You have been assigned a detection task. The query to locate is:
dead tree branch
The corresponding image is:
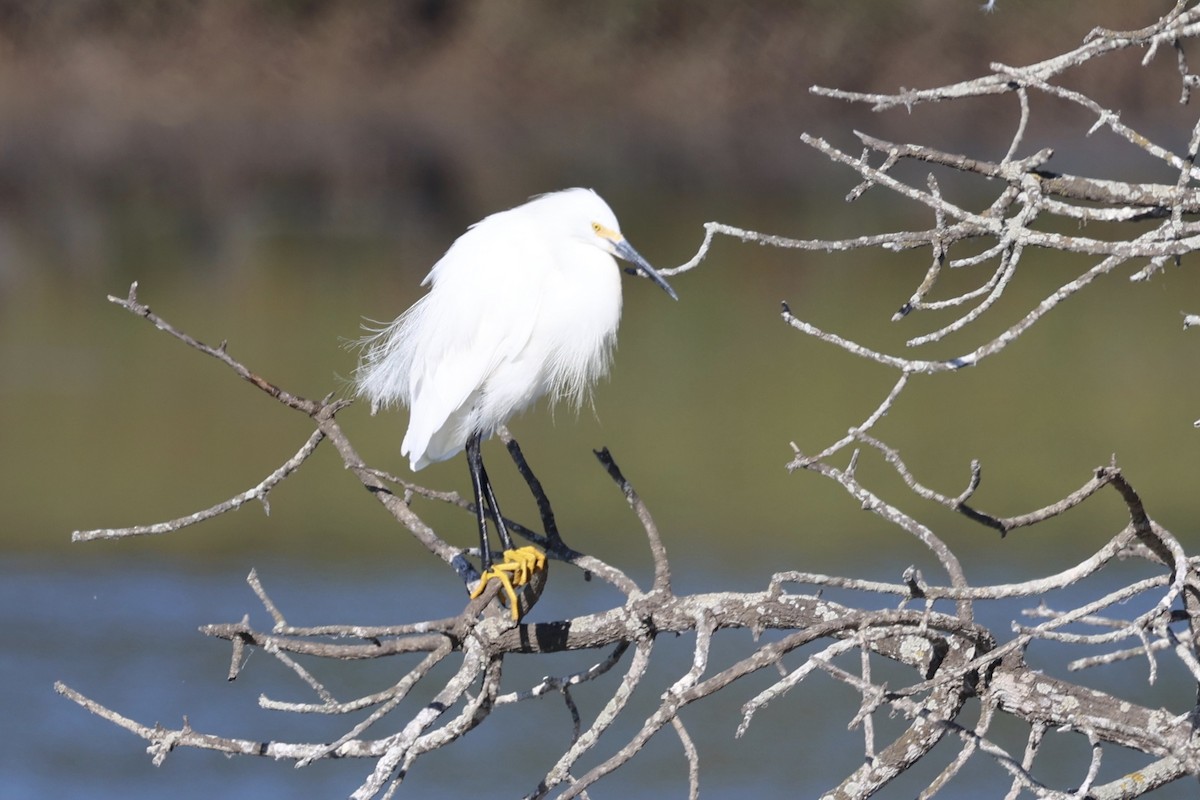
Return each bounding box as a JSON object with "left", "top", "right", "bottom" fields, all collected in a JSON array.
[{"left": 60, "top": 3, "right": 1200, "bottom": 797}]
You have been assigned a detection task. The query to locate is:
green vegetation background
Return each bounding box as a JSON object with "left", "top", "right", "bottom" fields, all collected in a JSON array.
[{"left": 2, "top": 0, "right": 1197, "bottom": 584}]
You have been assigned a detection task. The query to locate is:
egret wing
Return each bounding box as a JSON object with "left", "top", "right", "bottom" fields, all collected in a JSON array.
[{"left": 400, "top": 215, "right": 549, "bottom": 467}]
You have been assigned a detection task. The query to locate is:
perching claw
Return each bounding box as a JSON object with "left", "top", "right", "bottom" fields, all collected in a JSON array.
[{"left": 470, "top": 546, "right": 548, "bottom": 621}]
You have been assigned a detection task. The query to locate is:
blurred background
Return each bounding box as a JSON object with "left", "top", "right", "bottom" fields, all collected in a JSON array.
[{"left": 4, "top": 1, "right": 1200, "bottom": 797}]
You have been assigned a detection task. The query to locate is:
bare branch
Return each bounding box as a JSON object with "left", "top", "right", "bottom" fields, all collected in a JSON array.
[
  {"left": 62, "top": 6, "right": 1200, "bottom": 796},
  {"left": 72, "top": 428, "right": 325, "bottom": 542},
  {"left": 593, "top": 447, "right": 671, "bottom": 596}
]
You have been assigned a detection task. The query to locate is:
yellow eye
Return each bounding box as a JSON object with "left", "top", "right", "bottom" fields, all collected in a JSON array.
[{"left": 591, "top": 221, "right": 617, "bottom": 240}]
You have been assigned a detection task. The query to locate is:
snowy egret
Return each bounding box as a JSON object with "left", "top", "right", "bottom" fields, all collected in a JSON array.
[{"left": 354, "top": 188, "right": 677, "bottom": 618}]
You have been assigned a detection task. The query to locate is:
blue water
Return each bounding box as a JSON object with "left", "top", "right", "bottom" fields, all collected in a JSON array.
[{"left": 6, "top": 555, "right": 1197, "bottom": 799}]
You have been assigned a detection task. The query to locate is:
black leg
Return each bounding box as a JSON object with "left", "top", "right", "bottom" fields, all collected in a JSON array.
[
  {"left": 466, "top": 431, "right": 515, "bottom": 572},
  {"left": 479, "top": 458, "right": 514, "bottom": 552},
  {"left": 465, "top": 433, "right": 547, "bottom": 619},
  {"left": 465, "top": 431, "right": 493, "bottom": 571}
]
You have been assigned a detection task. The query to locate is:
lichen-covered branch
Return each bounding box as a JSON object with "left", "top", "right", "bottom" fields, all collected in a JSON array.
[{"left": 59, "top": 3, "right": 1200, "bottom": 797}]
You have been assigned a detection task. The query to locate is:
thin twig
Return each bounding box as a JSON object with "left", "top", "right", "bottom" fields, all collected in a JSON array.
[{"left": 72, "top": 428, "right": 325, "bottom": 541}]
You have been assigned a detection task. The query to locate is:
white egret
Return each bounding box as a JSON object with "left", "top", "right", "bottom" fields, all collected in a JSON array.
[{"left": 354, "top": 188, "right": 677, "bottom": 618}]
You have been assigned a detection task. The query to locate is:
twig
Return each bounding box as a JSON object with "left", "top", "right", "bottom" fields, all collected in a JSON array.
[
  {"left": 72, "top": 428, "right": 325, "bottom": 541},
  {"left": 107, "top": 281, "right": 322, "bottom": 415},
  {"left": 593, "top": 448, "right": 671, "bottom": 596}
]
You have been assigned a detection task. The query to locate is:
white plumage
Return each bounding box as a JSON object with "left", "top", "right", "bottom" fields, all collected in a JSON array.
[
  {"left": 354, "top": 188, "right": 676, "bottom": 471},
  {"left": 353, "top": 188, "right": 676, "bottom": 614}
]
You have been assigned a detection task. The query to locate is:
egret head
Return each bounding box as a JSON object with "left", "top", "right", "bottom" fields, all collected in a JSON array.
[
  {"left": 586, "top": 218, "right": 678, "bottom": 301},
  {"left": 542, "top": 188, "right": 679, "bottom": 301}
]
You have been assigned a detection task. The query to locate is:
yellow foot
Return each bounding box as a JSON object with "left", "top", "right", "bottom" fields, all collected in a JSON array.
[{"left": 469, "top": 546, "right": 547, "bottom": 621}]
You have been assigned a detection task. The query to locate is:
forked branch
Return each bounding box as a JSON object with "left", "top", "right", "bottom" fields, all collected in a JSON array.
[{"left": 60, "top": 3, "right": 1200, "bottom": 796}]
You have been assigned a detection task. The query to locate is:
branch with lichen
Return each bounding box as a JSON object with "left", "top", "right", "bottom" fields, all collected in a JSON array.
[{"left": 59, "top": 3, "right": 1200, "bottom": 796}]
